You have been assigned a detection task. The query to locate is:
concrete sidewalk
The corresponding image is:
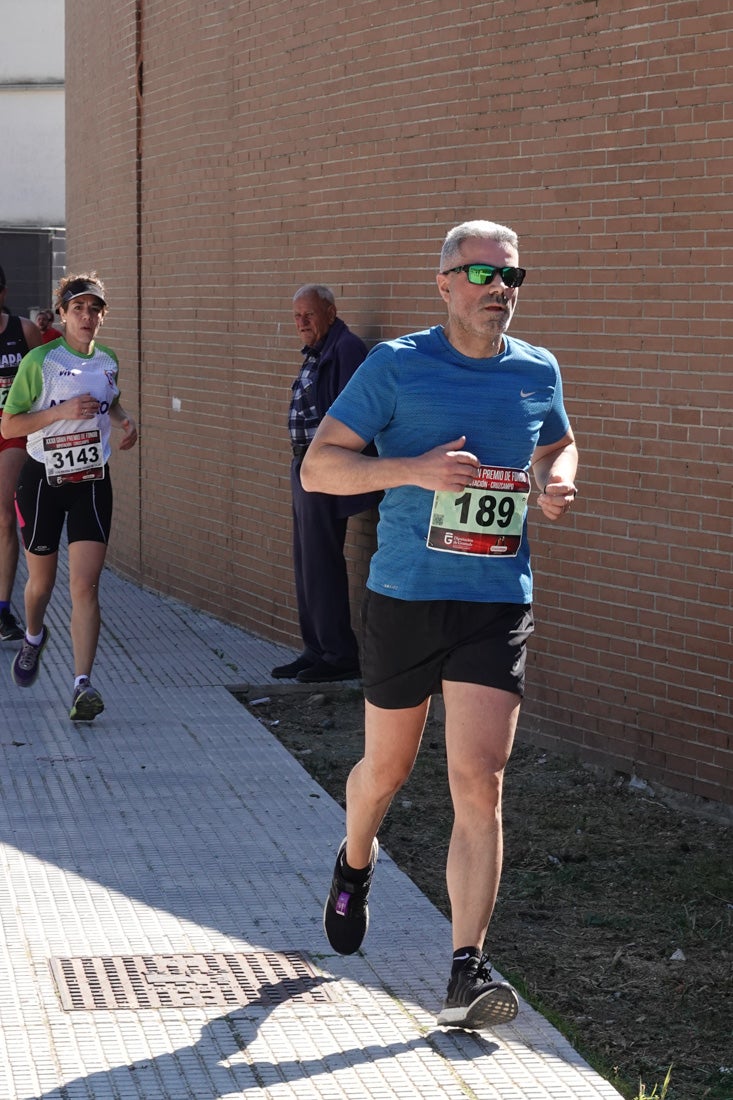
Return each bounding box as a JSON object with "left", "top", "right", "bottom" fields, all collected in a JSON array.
[{"left": 0, "top": 557, "right": 623, "bottom": 1100}]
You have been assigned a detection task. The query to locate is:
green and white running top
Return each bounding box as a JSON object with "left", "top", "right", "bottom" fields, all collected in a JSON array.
[{"left": 4, "top": 337, "right": 121, "bottom": 465}]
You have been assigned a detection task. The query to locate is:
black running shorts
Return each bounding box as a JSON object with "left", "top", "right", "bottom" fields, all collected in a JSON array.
[
  {"left": 361, "top": 590, "right": 534, "bottom": 709},
  {"left": 14, "top": 457, "right": 113, "bottom": 555}
]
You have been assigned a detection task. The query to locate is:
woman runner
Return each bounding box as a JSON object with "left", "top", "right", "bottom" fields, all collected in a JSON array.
[{"left": 0, "top": 272, "right": 138, "bottom": 720}]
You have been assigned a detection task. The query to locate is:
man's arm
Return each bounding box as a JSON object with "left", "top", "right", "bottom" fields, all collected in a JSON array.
[
  {"left": 300, "top": 413, "right": 481, "bottom": 496},
  {"left": 21, "top": 317, "right": 43, "bottom": 352},
  {"left": 531, "top": 431, "right": 579, "bottom": 521}
]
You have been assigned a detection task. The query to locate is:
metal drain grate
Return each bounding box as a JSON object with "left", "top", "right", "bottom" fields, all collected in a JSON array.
[{"left": 50, "top": 950, "right": 336, "bottom": 1011}]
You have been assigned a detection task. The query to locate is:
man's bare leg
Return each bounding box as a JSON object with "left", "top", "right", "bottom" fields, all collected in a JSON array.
[
  {"left": 0, "top": 447, "right": 26, "bottom": 604},
  {"left": 435, "top": 680, "right": 521, "bottom": 1029},
  {"left": 324, "top": 697, "right": 430, "bottom": 955},
  {"left": 343, "top": 696, "right": 431, "bottom": 869},
  {"left": 443, "top": 680, "right": 521, "bottom": 951}
]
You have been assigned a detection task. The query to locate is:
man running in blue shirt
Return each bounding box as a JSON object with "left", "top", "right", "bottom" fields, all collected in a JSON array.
[{"left": 302, "top": 220, "right": 579, "bottom": 1030}]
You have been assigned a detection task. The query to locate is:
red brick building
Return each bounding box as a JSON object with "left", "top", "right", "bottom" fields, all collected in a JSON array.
[{"left": 65, "top": 1, "right": 732, "bottom": 806}]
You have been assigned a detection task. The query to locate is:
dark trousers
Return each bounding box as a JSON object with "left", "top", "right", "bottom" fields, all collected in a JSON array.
[{"left": 290, "top": 459, "right": 359, "bottom": 667}]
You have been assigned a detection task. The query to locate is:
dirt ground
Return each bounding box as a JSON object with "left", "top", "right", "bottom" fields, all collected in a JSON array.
[{"left": 236, "top": 684, "right": 732, "bottom": 1100}]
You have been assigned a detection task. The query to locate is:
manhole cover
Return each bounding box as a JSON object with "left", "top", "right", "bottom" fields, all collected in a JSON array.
[{"left": 50, "top": 950, "right": 336, "bottom": 1011}]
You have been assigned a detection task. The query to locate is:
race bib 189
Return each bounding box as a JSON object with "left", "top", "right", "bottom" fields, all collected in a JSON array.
[
  {"left": 427, "top": 465, "right": 530, "bottom": 557},
  {"left": 43, "top": 429, "right": 105, "bottom": 486}
]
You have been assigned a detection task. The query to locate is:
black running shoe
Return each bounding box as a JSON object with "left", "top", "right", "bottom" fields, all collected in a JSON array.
[
  {"left": 11, "top": 626, "right": 50, "bottom": 688},
  {"left": 0, "top": 608, "right": 24, "bottom": 642},
  {"left": 271, "top": 654, "right": 314, "bottom": 679},
  {"left": 437, "top": 953, "right": 519, "bottom": 1029},
  {"left": 69, "top": 678, "right": 105, "bottom": 721},
  {"left": 297, "top": 659, "right": 361, "bottom": 684},
  {"left": 323, "top": 836, "right": 379, "bottom": 954}
]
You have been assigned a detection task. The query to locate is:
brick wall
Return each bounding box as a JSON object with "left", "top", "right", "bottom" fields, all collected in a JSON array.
[{"left": 65, "top": 0, "right": 732, "bottom": 805}]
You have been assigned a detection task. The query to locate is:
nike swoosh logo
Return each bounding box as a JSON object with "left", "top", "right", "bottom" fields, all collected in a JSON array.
[{"left": 520, "top": 389, "right": 536, "bottom": 398}]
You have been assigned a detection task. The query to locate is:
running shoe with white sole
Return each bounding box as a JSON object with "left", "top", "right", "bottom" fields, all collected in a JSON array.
[
  {"left": 69, "top": 678, "right": 105, "bottom": 721},
  {"left": 11, "top": 626, "right": 50, "bottom": 687},
  {"left": 437, "top": 952, "right": 519, "bottom": 1029},
  {"left": 323, "top": 836, "right": 379, "bottom": 955}
]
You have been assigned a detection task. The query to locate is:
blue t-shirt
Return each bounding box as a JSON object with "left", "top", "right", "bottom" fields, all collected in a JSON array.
[{"left": 328, "top": 326, "right": 571, "bottom": 603}]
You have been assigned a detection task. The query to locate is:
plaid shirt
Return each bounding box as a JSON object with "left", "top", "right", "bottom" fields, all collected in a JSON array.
[{"left": 288, "top": 346, "right": 321, "bottom": 446}]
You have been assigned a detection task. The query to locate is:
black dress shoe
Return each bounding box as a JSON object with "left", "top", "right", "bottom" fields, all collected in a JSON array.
[
  {"left": 271, "top": 654, "right": 315, "bottom": 679},
  {"left": 296, "top": 660, "right": 361, "bottom": 684}
]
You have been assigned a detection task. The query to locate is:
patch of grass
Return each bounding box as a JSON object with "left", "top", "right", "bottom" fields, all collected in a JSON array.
[{"left": 634, "top": 1065, "right": 673, "bottom": 1099}]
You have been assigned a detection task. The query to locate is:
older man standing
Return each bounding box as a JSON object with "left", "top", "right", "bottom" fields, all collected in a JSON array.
[{"left": 272, "top": 284, "right": 379, "bottom": 684}]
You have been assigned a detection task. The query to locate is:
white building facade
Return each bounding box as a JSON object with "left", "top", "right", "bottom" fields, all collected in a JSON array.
[{"left": 0, "top": 0, "right": 65, "bottom": 314}]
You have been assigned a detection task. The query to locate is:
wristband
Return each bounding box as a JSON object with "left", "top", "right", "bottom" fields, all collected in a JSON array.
[{"left": 544, "top": 484, "right": 578, "bottom": 497}]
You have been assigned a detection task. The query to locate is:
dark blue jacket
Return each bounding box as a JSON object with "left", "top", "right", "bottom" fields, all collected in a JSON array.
[{"left": 304, "top": 317, "right": 381, "bottom": 519}]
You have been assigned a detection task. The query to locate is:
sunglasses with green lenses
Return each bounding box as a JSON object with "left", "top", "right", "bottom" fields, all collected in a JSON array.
[{"left": 441, "top": 263, "right": 527, "bottom": 288}]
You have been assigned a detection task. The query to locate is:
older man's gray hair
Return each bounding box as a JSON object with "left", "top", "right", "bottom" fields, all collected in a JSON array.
[
  {"left": 440, "top": 220, "right": 519, "bottom": 271},
  {"left": 293, "top": 284, "right": 336, "bottom": 306}
]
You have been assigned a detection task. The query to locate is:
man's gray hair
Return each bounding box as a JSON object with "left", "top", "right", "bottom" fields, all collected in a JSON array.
[
  {"left": 293, "top": 284, "right": 336, "bottom": 306},
  {"left": 440, "top": 220, "right": 519, "bottom": 271}
]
